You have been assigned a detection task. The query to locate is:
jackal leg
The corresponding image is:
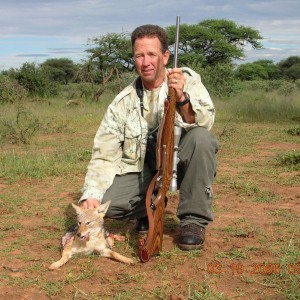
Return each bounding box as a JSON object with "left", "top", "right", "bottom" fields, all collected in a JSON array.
[
  {"left": 49, "top": 249, "right": 73, "bottom": 270},
  {"left": 100, "top": 248, "right": 134, "bottom": 265}
]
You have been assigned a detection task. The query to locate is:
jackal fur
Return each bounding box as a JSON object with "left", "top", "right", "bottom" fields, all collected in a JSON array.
[{"left": 49, "top": 201, "right": 134, "bottom": 270}]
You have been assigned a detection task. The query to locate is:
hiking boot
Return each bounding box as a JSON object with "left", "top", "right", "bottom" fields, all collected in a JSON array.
[
  {"left": 178, "top": 224, "right": 205, "bottom": 250},
  {"left": 134, "top": 217, "right": 149, "bottom": 234}
]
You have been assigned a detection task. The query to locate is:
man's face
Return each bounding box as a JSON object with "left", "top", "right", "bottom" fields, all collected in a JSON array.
[{"left": 133, "top": 36, "right": 169, "bottom": 90}]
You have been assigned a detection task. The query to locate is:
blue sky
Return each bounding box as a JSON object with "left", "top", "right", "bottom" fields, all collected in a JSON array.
[{"left": 0, "top": 0, "right": 299, "bottom": 70}]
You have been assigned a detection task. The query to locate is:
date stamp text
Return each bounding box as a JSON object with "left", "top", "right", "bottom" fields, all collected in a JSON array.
[{"left": 207, "top": 261, "right": 300, "bottom": 275}]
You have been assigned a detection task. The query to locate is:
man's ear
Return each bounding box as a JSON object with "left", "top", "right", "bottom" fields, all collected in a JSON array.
[
  {"left": 163, "top": 50, "right": 170, "bottom": 66},
  {"left": 72, "top": 203, "right": 82, "bottom": 214},
  {"left": 97, "top": 200, "right": 111, "bottom": 215}
]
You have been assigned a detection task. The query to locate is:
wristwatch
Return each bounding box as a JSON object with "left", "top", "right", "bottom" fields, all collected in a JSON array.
[{"left": 176, "top": 92, "right": 190, "bottom": 107}]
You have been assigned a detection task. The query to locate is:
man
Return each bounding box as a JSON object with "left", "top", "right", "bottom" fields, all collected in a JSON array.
[{"left": 79, "top": 24, "right": 218, "bottom": 250}]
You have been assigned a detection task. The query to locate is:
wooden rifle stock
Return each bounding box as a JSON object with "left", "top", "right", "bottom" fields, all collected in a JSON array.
[{"left": 139, "top": 17, "right": 180, "bottom": 262}]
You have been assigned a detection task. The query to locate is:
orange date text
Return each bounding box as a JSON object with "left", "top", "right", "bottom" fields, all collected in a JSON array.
[{"left": 207, "top": 261, "right": 300, "bottom": 275}]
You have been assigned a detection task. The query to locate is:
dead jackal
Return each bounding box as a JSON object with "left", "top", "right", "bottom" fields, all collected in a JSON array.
[{"left": 49, "top": 201, "right": 134, "bottom": 270}]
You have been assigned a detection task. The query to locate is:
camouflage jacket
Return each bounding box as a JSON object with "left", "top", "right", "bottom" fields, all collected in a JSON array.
[{"left": 80, "top": 67, "right": 215, "bottom": 203}]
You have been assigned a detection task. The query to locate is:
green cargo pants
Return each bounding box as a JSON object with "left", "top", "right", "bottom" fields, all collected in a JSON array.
[{"left": 102, "top": 127, "right": 219, "bottom": 228}]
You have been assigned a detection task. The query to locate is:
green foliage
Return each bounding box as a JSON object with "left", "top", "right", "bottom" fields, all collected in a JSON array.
[
  {"left": 284, "top": 64, "right": 300, "bottom": 81},
  {"left": 277, "top": 81, "right": 297, "bottom": 96},
  {"left": 255, "top": 60, "right": 281, "bottom": 79},
  {"left": 86, "top": 32, "right": 133, "bottom": 73},
  {"left": 0, "top": 20, "right": 298, "bottom": 106},
  {"left": 278, "top": 56, "right": 300, "bottom": 69},
  {"left": 277, "top": 151, "right": 300, "bottom": 169},
  {"left": 0, "top": 102, "right": 40, "bottom": 144},
  {"left": 240, "top": 79, "right": 299, "bottom": 95},
  {"left": 195, "top": 63, "right": 241, "bottom": 98},
  {"left": 167, "top": 19, "right": 263, "bottom": 66},
  {"left": 278, "top": 56, "right": 300, "bottom": 81},
  {"left": 0, "top": 75, "right": 27, "bottom": 103},
  {"left": 80, "top": 32, "right": 134, "bottom": 101},
  {"left": 235, "top": 62, "right": 268, "bottom": 81},
  {"left": 235, "top": 60, "right": 281, "bottom": 81},
  {"left": 215, "top": 80, "right": 300, "bottom": 123},
  {"left": 41, "top": 58, "right": 77, "bottom": 84},
  {"left": 286, "top": 126, "right": 300, "bottom": 136},
  {"left": 7, "top": 62, "right": 60, "bottom": 97}
]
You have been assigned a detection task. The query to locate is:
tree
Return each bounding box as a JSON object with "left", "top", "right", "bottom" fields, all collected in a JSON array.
[
  {"left": 235, "top": 60, "right": 281, "bottom": 81},
  {"left": 41, "top": 58, "right": 77, "bottom": 84},
  {"left": 196, "top": 63, "right": 241, "bottom": 98},
  {"left": 277, "top": 56, "right": 300, "bottom": 81},
  {"left": 86, "top": 32, "right": 133, "bottom": 73},
  {"left": 10, "top": 62, "right": 59, "bottom": 97},
  {"left": 84, "top": 19, "right": 264, "bottom": 98},
  {"left": 235, "top": 63, "right": 268, "bottom": 80},
  {"left": 0, "top": 75, "right": 27, "bottom": 103},
  {"left": 252, "top": 60, "right": 281, "bottom": 79},
  {"left": 85, "top": 32, "right": 133, "bottom": 100},
  {"left": 285, "top": 64, "right": 300, "bottom": 81},
  {"left": 166, "top": 19, "right": 263, "bottom": 66},
  {"left": 278, "top": 56, "right": 300, "bottom": 69}
]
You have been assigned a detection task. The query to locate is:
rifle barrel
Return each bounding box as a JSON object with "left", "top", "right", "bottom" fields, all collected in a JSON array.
[{"left": 173, "top": 16, "right": 180, "bottom": 68}]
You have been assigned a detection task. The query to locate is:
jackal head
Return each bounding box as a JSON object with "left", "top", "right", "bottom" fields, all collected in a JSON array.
[{"left": 71, "top": 201, "right": 111, "bottom": 241}]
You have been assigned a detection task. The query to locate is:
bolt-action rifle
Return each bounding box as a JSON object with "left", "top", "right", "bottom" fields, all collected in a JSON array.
[{"left": 139, "top": 16, "right": 182, "bottom": 262}]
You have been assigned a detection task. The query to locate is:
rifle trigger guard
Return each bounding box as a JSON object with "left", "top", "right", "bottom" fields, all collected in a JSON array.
[{"left": 150, "top": 202, "right": 156, "bottom": 211}]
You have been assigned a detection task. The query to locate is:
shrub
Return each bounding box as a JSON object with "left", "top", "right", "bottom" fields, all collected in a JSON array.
[
  {"left": 9, "top": 62, "right": 60, "bottom": 98},
  {"left": 0, "top": 75, "right": 27, "bottom": 104},
  {"left": 277, "top": 151, "right": 300, "bottom": 169},
  {"left": 194, "top": 63, "right": 241, "bottom": 98},
  {"left": 286, "top": 126, "right": 300, "bottom": 136},
  {"left": 0, "top": 103, "right": 40, "bottom": 144}
]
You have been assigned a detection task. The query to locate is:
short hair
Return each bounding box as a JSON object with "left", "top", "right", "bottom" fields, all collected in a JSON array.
[{"left": 131, "top": 24, "right": 169, "bottom": 53}]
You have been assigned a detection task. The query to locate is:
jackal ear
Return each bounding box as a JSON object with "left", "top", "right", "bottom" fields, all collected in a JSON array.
[
  {"left": 97, "top": 200, "right": 111, "bottom": 215},
  {"left": 71, "top": 203, "right": 82, "bottom": 214}
]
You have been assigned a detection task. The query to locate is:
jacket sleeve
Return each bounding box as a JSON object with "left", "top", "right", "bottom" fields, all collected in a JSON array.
[
  {"left": 79, "top": 100, "right": 125, "bottom": 203},
  {"left": 175, "top": 67, "right": 215, "bottom": 131}
]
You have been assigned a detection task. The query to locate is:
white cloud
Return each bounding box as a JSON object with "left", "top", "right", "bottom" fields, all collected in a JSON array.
[{"left": 0, "top": 0, "right": 299, "bottom": 69}]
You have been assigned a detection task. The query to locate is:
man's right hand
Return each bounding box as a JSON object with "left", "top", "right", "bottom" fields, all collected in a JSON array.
[{"left": 79, "top": 198, "right": 100, "bottom": 209}]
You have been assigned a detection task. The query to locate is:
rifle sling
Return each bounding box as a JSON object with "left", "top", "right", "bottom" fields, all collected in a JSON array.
[
  {"left": 136, "top": 76, "right": 145, "bottom": 117},
  {"left": 136, "top": 76, "right": 159, "bottom": 138}
]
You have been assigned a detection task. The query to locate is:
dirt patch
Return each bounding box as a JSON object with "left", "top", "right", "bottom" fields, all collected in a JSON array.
[{"left": 0, "top": 129, "right": 299, "bottom": 300}]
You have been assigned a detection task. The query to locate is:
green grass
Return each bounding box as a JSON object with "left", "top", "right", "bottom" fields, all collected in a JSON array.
[
  {"left": 0, "top": 98, "right": 109, "bottom": 182},
  {"left": 286, "top": 125, "right": 300, "bottom": 136},
  {"left": 221, "top": 226, "right": 253, "bottom": 238},
  {"left": 276, "top": 150, "right": 300, "bottom": 170},
  {"left": 215, "top": 248, "right": 248, "bottom": 260},
  {"left": 214, "top": 85, "right": 300, "bottom": 123},
  {"left": 227, "top": 180, "right": 280, "bottom": 203},
  {"left": 0, "top": 147, "right": 91, "bottom": 181},
  {"left": 0, "top": 87, "right": 299, "bottom": 299}
]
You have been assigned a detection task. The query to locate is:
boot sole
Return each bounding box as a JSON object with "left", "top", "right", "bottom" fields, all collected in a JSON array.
[{"left": 178, "top": 243, "right": 204, "bottom": 251}]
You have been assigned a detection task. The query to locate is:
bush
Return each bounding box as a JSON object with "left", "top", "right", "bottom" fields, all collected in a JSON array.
[
  {"left": 0, "top": 75, "right": 27, "bottom": 104},
  {"left": 0, "top": 103, "right": 40, "bottom": 144},
  {"left": 8, "top": 63, "right": 60, "bottom": 98},
  {"left": 277, "top": 151, "right": 300, "bottom": 169},
  {"left": 286, "top": 126, "right": 300, "bottom": 136},
  {"left": 194, "top": 63, "right": 241, "bottom": 99},
  {"left": 240, "top": 80, "right": 299, "bottom": 95},
  {"left": 235, "top": 63, "right": 268, "bottom": 80}
]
